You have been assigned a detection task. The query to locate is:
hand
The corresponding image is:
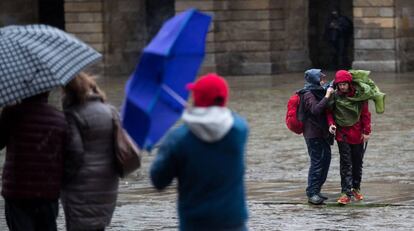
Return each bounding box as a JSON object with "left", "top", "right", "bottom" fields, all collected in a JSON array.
[
  {"left": 329, "top": 125, "right": 336, "bottom": 134},
  {"left": 325, "top": 87, "right": 335, "bottom": 98},
  {"left": 362, "top": 134, "right": 370, "bottom": 143}
]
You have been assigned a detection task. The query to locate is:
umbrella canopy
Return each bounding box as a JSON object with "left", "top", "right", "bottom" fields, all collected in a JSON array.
[
  {"left": 0, "top": 24, "right": 102, "bottom": 107},
  {"left": 122, "top": 8, "right": 212, "bottom": 150}
]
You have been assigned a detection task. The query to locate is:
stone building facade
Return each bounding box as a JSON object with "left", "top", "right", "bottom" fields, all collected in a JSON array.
[{"left": 1, "top": 0, "right": 414, "bottom": 76}]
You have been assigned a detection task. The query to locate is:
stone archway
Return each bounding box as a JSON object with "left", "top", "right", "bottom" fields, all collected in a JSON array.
[
  {"left": 38, "top": 0, "right": 65, "bottom": 29},
  {"left": 308, "top": 0, "right": 354, "bottom": 70}
]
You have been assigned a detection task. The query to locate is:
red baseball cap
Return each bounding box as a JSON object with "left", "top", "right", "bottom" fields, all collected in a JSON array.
[{"left": 186, "top": 73, "right": 229, "bottom": 107}]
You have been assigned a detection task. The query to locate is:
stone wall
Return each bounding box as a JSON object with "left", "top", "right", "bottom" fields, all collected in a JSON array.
[
  {"left": 277, "top": 0, "right": 310, "bottom": 73},
  {"left": 395, "top": 0, "right": 414, "bottom": 72},
  {"left": 64, "top": 0, "right": 104, "bottom": 73},
  {"left": 352, "top": 0, "right": 397, "bottom": 72},
  {"left": 0, "top": 0, "right": 38, "bottom": 26},
  {"left": 176, "top": 0, "right": 310, "bottom": 76},
  {"left": 101, "top": 0, "right": 146, "bottom": 77}
]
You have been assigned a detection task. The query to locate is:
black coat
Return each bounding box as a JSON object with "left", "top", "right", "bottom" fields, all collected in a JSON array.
[{"left": 0, "top": 94, "right": 67, "bottom": 200}]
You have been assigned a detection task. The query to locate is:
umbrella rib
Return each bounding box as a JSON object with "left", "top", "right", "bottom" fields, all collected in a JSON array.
[{"left": 161, "top": 84, "right": 187, "bottom": 107}]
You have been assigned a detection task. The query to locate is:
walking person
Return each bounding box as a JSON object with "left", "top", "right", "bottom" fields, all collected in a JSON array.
[
  {"left": 61, "top": 72, "right": 119, "bottom": 231},
  {"left": 150, "top": 73, "right": 249, "bottom": 231},
  {"left": 299, "top": 69, "right": 335, "bottom": 205},
  {"left": 327, "top": 70, "right": 371, "bottom": 205},
  {"left": 0, "top": 92, "right": 68, "bottom": 231}
]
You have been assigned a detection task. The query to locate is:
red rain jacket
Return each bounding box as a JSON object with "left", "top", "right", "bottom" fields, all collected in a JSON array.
[{"left": 327, "top": 92, "right": 371, "bottom": 144}]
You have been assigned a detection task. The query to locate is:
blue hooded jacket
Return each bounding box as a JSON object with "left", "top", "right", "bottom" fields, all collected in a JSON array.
[{"left": 150, "top": 108, "right": 249, "bottom": 231}]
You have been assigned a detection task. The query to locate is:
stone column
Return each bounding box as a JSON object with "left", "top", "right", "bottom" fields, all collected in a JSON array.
[
  {"left": 352, "top": 0, "right": 396, "bottom": 72},
  {"left": 64, "top": 0, "right": 104, "bottom": 73},
  {"left": 395, "top": 0, "right": 414, "bottom": 72},
  {"left": 272, "top": 0, "right": 310, "bottom": 73},
  {"left": 102, "top": 0, "right": 146, "bottom": 77},
  {"left": 176, "top": 0, "right": 216, "bottom": 74}
]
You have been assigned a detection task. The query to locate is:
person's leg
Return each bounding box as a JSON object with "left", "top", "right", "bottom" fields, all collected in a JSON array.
[
  {"left": 331, "top": 40, "right": 341, "bottom": 69},
  {"left": 319, "top": 139, "right": 332, "bottom": 190},
  {"left": 337, "top": 38, "right": 346, "bottom": 69},
  {"left": 305, "top": 138, "right": 325, "bottom": 198},
  {"left": 351, "top": 143, "right": 365, "bottom": 190},
  {"left": 33, "top": 199, "right": 58, "bottom": 231},
  {"left": 5, "top": 199, "right": 35, "bottom": 231},
  {"left": 337, "top": 142, "right": 353, "bottom": 196}
]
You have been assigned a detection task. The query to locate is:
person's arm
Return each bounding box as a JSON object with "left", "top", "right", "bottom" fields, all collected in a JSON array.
[
  {"left": 326, "top": 109, "right": 335, "bottom": 126},
  {"left": 304, "top": 88, "right": 334, "bottom": 115},
  {"left": 360, "top": 101, "right": 371, "bottom": 142},
  {"left": 150, "top": 132, "right": 177, "bottom": 190},
  {"left": 63, "top": 112, "right": 85, "bottom": 184},
  {"left": 326, "top": 109, "right": 337, "bottom": 134}
]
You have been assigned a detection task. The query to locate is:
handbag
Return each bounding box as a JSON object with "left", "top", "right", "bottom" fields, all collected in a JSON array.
[{"left": 111, "top": 108, "right": 141, "bottom": 178}]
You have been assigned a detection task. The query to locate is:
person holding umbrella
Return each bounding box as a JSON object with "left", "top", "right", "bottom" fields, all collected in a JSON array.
[
  {"left": 0, "top": 24, "right": 102, "bottom": 231},
  {"left": 0, "top": 91, "right": 68, "bottom": 231},
  {"left": 327, "top": 70, "right": 371, "bottom": 205},
  {"left": 150, "top": 73, "right": 249, "bottom": 231},
  {"left": 60, "top": 72, "right": 119, "bottom": 231}
]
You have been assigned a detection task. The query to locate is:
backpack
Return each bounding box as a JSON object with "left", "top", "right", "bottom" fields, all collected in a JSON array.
[{"left": 285, "top": 92, "right": 306, "bottom": 134}]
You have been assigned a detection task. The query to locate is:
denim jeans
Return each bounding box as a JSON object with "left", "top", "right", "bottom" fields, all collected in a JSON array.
[{"left": 305, "top": 138, "right": 332, "bottom": 197}]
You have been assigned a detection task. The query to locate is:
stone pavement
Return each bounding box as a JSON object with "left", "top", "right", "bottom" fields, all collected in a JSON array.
[{"left": 108, "top": 180, "right": 414, "bottom": 230}]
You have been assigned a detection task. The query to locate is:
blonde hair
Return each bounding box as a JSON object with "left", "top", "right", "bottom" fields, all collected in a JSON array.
[{"left": 64, "top": 72, "right": 106, "bottom": 104}]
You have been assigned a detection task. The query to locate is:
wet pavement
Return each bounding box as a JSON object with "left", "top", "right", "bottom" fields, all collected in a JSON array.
[{"left": 0, "top": 72, "right": 413, "bottom": 230}]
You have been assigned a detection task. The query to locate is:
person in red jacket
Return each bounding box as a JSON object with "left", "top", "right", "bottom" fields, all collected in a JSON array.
[{"left": 327, "top": 70, "right": 371, "bottom": 205}]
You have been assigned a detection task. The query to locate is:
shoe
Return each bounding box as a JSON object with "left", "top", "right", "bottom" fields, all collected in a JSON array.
[
  {"left": 318, "top": 193, "right": 328, "bottom": 200},
  {"left": 308, "top": 194, "right": 324, "bottom": 205},
  {"left": 352, "top": 188, "right": 364, "bottom": 201},
  {"left": 337, "top": 193, "right": 351, "bottom": 205}
]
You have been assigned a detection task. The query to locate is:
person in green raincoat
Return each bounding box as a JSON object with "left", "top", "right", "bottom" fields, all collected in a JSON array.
[{"left": 327, "top": 70, "right": 385, "bottom": 205}]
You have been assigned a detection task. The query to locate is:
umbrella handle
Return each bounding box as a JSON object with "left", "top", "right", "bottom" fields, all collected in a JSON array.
[{"left": 161, "top": 84, "right": 188, "bottom": 107}]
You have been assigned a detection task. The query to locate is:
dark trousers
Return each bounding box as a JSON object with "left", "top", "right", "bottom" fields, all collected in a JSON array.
[
  {"left": 330, "top": 38, "right": 350, "bottom": 69},
  {"left": 4, "top": 198, "right": 59, "bottom": 231},
  {"left": 305, "top": 138, "right": 332, "bottom": 197},
  {"left": 337, "top": 141, "right": 364, "bottom": 196}
]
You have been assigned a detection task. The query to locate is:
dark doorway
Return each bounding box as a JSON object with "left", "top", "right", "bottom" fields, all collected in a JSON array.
[
  {"left": 145, "top": 0, "right": 175, "bottom": 42},
  {"left": 38, "top": 0, "right": 65, "bottom": 29},
  {"left": 308, "top": 0, "right": 353, "bottom": 70}
]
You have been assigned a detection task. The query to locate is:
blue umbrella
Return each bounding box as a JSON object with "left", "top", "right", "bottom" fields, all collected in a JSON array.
[{"left": 121, "top": 8, "right": 212, "bottom": 150}]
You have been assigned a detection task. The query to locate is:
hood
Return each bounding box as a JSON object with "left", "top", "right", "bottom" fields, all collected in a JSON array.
[
  {"left": 304, "top": 69, "right": 325, "bottom": 90},
  {"left": 348, "top": 69, "right": 370, "bottom": 81},
  {"left": 182, "top": 106, "right": 234, "bottom": 142}
]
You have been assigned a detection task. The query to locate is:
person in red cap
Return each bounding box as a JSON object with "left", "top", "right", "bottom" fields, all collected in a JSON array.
[
  {"left": 150, "top": 73, "right": 249, "bottom": 231},
  {"left": 327, "top": 70, "right": 371, "bottom": 205}
]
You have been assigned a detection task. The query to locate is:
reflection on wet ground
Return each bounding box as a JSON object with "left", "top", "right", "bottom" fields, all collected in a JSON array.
[{"left": 0, "top": 72, "right": 413, "bottom": 230}]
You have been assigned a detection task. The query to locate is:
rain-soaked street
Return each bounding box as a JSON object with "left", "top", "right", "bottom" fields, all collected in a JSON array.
[{"left": 1, "top": 72, "right": 413, "bottom": 230}]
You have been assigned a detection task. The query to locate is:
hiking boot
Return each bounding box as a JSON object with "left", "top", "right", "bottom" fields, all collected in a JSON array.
[
  {"left": 318, "top": 193, "right": 328, "bottom": 200},
  {"left": 308, "top": 194, "right": 324, "bottom": 205},
  {"left": 352, "top": 188, "right": 364, "bottom": 201},
  {"left": 337, "top": 193, "right": 351, "bottom": 205}
]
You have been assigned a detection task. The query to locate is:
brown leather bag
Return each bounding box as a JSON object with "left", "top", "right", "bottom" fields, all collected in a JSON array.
[{"left": 111, "top": 108, "right": 141, "bottom": 178}]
